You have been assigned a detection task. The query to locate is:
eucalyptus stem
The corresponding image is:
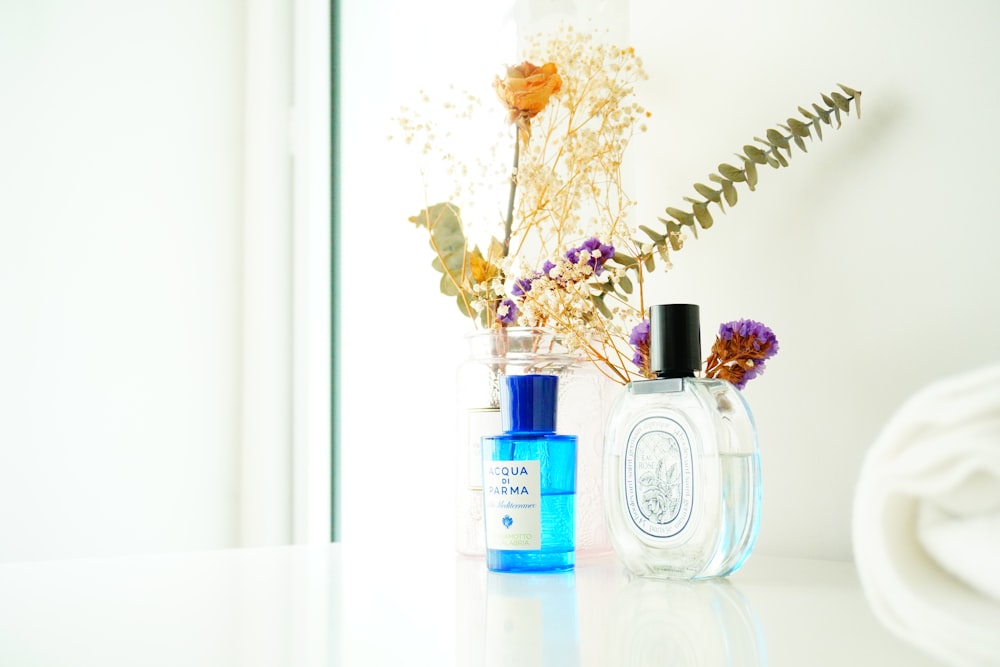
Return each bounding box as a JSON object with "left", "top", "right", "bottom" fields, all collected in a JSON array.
[{"left": 609, "top": 84, "right": 862, "bottom": 280}]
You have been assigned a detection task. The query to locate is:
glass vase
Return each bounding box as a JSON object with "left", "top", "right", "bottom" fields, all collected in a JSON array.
[{"left": 456, "top": 327, "right": 615, "bottom": 558}]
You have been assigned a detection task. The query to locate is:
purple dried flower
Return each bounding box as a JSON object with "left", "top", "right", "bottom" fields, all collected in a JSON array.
[
  {"left": 719, "top": 319, "right": 779, "bottom": 355},
  {"left": 511, "top": 276, "right": 535, "bottom": 297},
  {"left": 496, "top": 298, "right": 519, "bottom": 325},
  {"left": 565, "top": 237, "right": 615, "bottom": 275},
  {"left": 629, "top": 319, "right": 650, "bottom": 370},
  {"left": 629, "top": 319, "right": 650, "bottom": 346},
  {"left": 704, "top": 318, "right": 779, "bottom": 390}
]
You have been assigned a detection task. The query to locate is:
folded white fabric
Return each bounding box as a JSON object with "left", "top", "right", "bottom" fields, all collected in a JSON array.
[{"left": 853, "top": 363, "right": 1000, "bottom": 667}]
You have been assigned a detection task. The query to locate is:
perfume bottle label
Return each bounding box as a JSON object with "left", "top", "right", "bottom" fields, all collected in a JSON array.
[
  {"left": 483, "top": 460, "right": 541, "bottom": 550},
  {"left": 467, "top": 408, "right": 501, "bottom": 490},
  {"left": 623, "top": 416, "right": 694, "bottom": 540}
]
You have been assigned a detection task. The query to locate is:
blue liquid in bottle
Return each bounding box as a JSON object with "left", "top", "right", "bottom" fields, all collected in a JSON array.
[{"left": 482, "top": 374, "right": 577, "bottom": 572}]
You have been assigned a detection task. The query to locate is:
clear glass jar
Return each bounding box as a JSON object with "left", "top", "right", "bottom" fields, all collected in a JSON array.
[{"left": 456, "top": 327, "right": 615, "bottom": 558}]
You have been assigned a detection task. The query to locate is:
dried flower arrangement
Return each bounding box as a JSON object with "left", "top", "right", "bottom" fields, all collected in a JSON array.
[{"left": 394, "top": 25, "right": 859, "bottom": 388}]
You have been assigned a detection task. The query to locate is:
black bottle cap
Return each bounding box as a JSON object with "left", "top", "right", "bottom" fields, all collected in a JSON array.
[{"left": 649, "top": 304, "right": 701, "bottom": 378}]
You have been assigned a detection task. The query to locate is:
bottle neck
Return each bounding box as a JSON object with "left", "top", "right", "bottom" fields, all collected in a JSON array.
[
  {"left": 502, "top": 428, "right": 556, "bottom": 436},
  {"left": 654, "top": 369, "right": 695, "bottom": 379}
]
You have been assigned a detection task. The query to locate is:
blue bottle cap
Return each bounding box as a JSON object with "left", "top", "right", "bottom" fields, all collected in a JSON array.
[{"left": 501, "top": 374, "right": 558, "bottom": 434}]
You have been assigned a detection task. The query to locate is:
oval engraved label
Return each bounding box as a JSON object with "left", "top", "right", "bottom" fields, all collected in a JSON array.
[{"left": 623, "top": 416, "right": 694, "bottom": 539}]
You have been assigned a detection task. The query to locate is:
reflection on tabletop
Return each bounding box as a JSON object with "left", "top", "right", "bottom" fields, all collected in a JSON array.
[
  {"left": 454, "top": 552, "right": 940, "bottom": 667},
  {"left": 0, "top": 545, "right": 944, "bottom": 666},
  {"left": 457, "top": 555, "right": 764, "bottom": 667}
]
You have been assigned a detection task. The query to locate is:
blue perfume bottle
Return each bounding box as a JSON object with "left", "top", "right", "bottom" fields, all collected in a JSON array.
[{"left": 482, "top": 374, "right": 577, "bottom": 572}]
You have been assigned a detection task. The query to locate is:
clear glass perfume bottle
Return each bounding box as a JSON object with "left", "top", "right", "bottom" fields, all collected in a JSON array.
[
  {"left": 604, "top": 304, "right": 762, "bottom": 580},
  {"left": 482, "top": 374, "right": 577, "bottom": 572}
]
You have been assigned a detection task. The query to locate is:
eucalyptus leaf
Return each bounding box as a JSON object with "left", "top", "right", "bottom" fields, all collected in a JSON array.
[
  {"left": 787, "top": 118, "right": 810, "bottom": 137},
  {"left": 718, "top": 163, "right": 746, "bottom": 182},
  {"left": 644, "top": 253, "right": 656, "bottom": 272},
  {"left": 743, "top": 145, "right": 768, "bottom": 164},
  {"left": 422, "top": 206, "right": 469, "bottom": 271},
  {"left": 455, "top": 293, "right": 473, "bottom": 318},
  {"left": 693, "top": 202, "right": 713, "bottom": 229},
  {"left": 593, "top": 293, "right": 612, "bottom": 318},
  {"left": 440, "top": 272, "right": 460, "bottom": 297},
  {"left": 639, "top": 225, "right": 664, "bottom": 242},
  {"left": 618, "top": 274, "right": 634, "bottom": 294},
  {"left": 721, "top": 180, "right": 738, "bottom": 206},
  {"left": 408, "top": 201, "right": 460, "bottom": 230},
  {"left": 793, "top": 134, "right": 807, "bottom": 152},
  {"left": 838, "top": 83, "right": 859, "bottom": 97},
  {"left": 812, "top": 103, "right": 832, "bottom": 125},
  {"left": 409, "top": 201, "right": 482, "bottom": 322},
  {"left": 432, "top": 226, "right": 466, "bottom": 255},
  {"left": 438, "top": 249, "right": 466, "bottom": 274},
  {"left": 612, "top": 251, "right": 638, "bottom": 268},
  {"left": 744, "top": 159, "right": 758, "bottom": 190},
  {"left": 660, "top": 216, "right": 696, "bottom": 240},
  {"left": 694, "top": 182, "right": 721, "bottom": 200},
  {"left": 766, "top": 128, "right": 789, "bottom": 150},
  {"left": 664, "top": 207, "right": 695, "bottom": 227},
  {"left": 842, "top": 87, "right": 862, "bottom": 118}
]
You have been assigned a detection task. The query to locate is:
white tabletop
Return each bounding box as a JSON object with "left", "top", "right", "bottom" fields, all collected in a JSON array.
[{"left": 0, "top": 543, "right": 940, "bottom": 666}]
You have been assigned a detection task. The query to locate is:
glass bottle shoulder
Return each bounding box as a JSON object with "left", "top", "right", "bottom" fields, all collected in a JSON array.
[{"left": 606, "top": 377, "right": 758, "bottom": 457}]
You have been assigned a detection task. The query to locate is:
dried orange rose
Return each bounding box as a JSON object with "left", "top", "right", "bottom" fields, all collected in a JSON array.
[{"left": 494, "top": 61, "right": 562, "bottom": 142}]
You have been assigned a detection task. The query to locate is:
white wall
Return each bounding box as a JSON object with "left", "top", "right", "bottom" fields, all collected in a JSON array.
[
  {"left": 0, "top": 0, "right": 245, "bottom": 561},
  {"left": 340, "top": 0, "right": 1000, "bottom": 560},
  {"left": 0, "top": 0, "right": 328, "bottom": 564}
]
